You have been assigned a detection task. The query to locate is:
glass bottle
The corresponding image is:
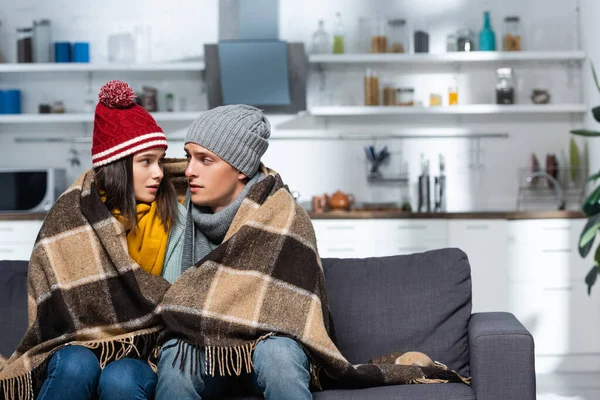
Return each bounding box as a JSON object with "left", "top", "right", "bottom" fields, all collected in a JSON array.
[
  {"left": 479, "top": 11, "right": 496, "bottom": 51},
  {"left": 33, "top": 19, "right": 51, "bottom": 63},
  {"left": 166, "top": 93, "right": 174, "bottom": 112},
  {"left": 448, "top": 78, "right": 459, "bottom": 105},
  {"left": 503, "top": 16, "right": 522, "bottom": 51},
  {"left": 16, "top": 27, "right": 33, "bottom": 63},
  {"left": 311, "top": 20, "right": 331, "bottom": 54},
  {"left": 332, "top": 12, "right": 345, "bottom": 54}
]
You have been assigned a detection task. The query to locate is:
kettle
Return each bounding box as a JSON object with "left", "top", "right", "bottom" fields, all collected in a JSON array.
[{"left": 327, "top": 190, "right": 355, "bottom": 211}]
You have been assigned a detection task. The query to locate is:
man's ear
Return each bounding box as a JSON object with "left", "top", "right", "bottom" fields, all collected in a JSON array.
[{"left": 237, "top": 171, "right": 248, "bottom": 182}]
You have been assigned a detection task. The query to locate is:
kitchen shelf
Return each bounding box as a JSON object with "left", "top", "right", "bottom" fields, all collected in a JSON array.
[
  {"left": 0, "top": 62, "right": 205, "bottom": 73},
  {"left": 309, "top": 104, "right": 588, "bottom": 116},
  {"left": 0, "top": 112, "right": 201, "bottom": 124},
  {"left": 309, "top": 51, "right": 586, "bottom": 64}
]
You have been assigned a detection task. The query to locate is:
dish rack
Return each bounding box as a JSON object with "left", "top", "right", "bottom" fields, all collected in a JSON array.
[{"left": 516, "top": 167, "right": 586, "bottom": 211}]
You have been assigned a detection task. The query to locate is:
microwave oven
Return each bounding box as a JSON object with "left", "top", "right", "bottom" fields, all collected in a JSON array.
[{"left": 0, "top": 168, "right": 68, "bottom": 213}]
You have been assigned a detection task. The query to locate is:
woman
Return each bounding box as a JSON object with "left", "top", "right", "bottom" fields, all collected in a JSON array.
[{"left": 0, "top": 80, "right": 184, "bottom": 400}]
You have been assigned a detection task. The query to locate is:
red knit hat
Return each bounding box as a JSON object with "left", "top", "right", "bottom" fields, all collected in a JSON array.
[{"left": 91, "top": 80, "right": 167, "bottom": 168}]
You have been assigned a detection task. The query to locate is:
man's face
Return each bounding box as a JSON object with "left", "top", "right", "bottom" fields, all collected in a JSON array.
[
  {"left": 184, "top": 143, "right": 247, "bottom": 212},
  {"left": 132, "top": 148, "right": 165, "bottom": 203}
]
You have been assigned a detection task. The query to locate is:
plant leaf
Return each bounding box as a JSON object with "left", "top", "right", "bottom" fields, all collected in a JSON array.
[
  {"left": 585, "top": 265, "right": 599, "bottom": 296},
  {"left": 570, "top": 138, "right": 580, "bottom": 182},
  {"left": 592, "top": 62, "right": 600, "bottom": 95},
  {"left": 570, "top": 129, "right": 600, "bottom": 137},
  {"left": 579, "top": 214, "right": 600, "bottom": 257},
  {"left": 587, "top": 170, "right": 600, "bottom": 182},
  {"left": 582, "top": 186, "right": 600, "bottom": 216}
]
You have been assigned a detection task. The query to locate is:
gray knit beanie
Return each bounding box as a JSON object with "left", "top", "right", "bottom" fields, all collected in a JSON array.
[{"left": 185, "top": 104, "right": 270, "bottom": 177}]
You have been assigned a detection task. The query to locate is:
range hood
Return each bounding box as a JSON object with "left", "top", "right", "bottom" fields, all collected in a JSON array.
[{"left": 204, "top": 0, "right": 307, "bottom": 113}]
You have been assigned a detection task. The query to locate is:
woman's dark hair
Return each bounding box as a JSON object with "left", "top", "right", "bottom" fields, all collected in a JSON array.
[{"left": 94, "top": 155, "right": 178, "bottom": 232}]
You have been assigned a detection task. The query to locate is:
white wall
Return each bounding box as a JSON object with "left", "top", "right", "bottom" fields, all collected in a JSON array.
[{"left": 0, "top": 0, "right": 590, "bottom": 211}]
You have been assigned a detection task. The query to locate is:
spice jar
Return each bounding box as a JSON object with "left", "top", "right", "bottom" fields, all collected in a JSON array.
[
  {"left": 448, "top": 80, "right": 459, "bottom": 105},
  {"left": 388, "top": 19, "right": 406, "bottom": 53},
  {"left": 364, "top": 69, "right": 380, "bottom": 106},
  {"left": 396, "top": 88, "right": 414, "bottom": 106},
  {"left": 16, "top": 27, "right": 33, "bottom": 63},
  {"left": 503, "top": 16, "right": 522, "bottom": 51},
  {"left": 371, "top": 15, "right": 387, "bottom": 53},
  {"left": 496, "top": 67, "right": 515, "bottom": 104},
  {"left": 33, "top": 19, "right": 51, "bottom": 63},
  {"left": 383, "top": 84, "right": 396, "bottom": 106}
]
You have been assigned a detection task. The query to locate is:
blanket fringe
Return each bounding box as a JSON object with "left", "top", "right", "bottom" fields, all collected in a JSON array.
[
  {"left": 0, "top": 371, "right": 34, "bottom": 400},
  {"left": 204, "top": 342, "right": 255, "bottom": 377},
  {"left": 77, "top": 331, "right": 158, "bottom": 369}
]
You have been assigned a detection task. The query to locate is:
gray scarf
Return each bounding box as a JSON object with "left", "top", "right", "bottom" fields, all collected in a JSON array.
[{"left": 181, "top": 172, "right": 264, "bottom": 274}]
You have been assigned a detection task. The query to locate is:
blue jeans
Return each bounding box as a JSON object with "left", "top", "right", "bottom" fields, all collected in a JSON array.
[
  {"left": 37, "top": 345, "right": 157, "bottom": 400},
  {"left": 156, "top": 336, "right": 312, "bottom": 400}
]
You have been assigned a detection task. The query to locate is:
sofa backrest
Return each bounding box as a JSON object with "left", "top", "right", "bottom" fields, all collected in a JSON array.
[
  {"left": 0, "top": 249, "right": 472, "bottom": 376},
  {"left": 0, "top": 260, "right": 29, "bottom": 358},
  {"left": 322, "top": 248, "right": 472, "bottom": 377}
]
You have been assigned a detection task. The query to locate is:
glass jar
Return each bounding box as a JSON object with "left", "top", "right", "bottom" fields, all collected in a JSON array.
[
  {"left": 371, "top": 15, "right": 387, "bottom": 53},
  {"left": 456, "top": 28, "right": 475, "bottom": 52},
  {"left": 16, "top": 27, "right": 33, "bottom": 63},
  {"left": 396, "top": 88, "right": 414, "bottom": 106},
  {"left": 311, "top": 20, "right": 330, "bottom": 54},
  {"left": 383, "top": 84, "right": 396, "bottom": 105},
  {"left": 33, "top": 19, "right": 51, "bottom": 63},
  {"left": 387, "top": 19, "right": 406, "bottom": 53},
  {"left": 496, "top": 67, "right": 515, "bottom": 104},
  {"left": 364, "top": 69, "right": 380, "bottom": 106},
  {"left": 356, "top": 17, "right": 371, "bottom": 53},
  {"left": 503, "top": 16, "right": 522, "bottom": 51},
  {"left": 446, "top": 33, "right": 457, "bottom": 52}
]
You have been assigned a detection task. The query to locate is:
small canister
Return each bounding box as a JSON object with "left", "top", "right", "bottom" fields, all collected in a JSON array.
[
  {"left": 73, "top": 42, "right": 90, "bottom": 63},
  {"left": 396, "top": 88, "right": 414, "bottom": 106},
  {"left": 54, "top": 42, "right": 72, "bottom": 63},
  {"left": 0, "top": 90, "right": 22, "bottom": 114}
]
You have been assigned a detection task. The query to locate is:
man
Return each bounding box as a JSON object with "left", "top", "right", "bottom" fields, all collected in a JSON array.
[{"left": 157, "top": 104, "right": 313, "bottom": 400}]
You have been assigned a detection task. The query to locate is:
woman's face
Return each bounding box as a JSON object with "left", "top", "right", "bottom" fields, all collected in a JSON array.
[{"left": 132, "top": 148, "right": 165, "bottom": 203}]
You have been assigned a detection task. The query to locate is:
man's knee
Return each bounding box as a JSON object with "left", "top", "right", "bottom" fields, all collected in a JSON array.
[{"left": 253, "top": 336, "right": 309, "bottom": 375}]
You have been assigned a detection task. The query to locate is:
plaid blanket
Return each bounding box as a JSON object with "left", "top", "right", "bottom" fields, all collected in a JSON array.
[
  {"left": 0, "top": 171, "right": 170, "bottom": 400},
  {"left": 159, "top": 168, "right": 467, "bottom": 389}
]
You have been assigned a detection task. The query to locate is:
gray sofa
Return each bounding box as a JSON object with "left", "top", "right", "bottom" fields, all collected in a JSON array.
[{"left": 0, "top": 248, "right": 536, "bottom": 399}]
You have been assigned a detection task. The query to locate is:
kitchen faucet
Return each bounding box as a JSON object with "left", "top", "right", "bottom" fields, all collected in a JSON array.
[{"left": 526, "top": 171, "right": 566, "bottom": 210}]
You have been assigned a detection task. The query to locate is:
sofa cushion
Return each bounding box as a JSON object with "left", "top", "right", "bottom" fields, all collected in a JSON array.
[
  {"left": 0, "top": 260, "right": 29, "bottom": 358},
  {"left": 227, "top": 383, "right": 474, "bottom": 400},
  {"left": 322, "top": 248, "right": 472, "bottom": 377}
]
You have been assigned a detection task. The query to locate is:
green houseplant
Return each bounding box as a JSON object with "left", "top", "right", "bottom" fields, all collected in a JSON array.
[{"left": 571, "top": 62, "right": 600, "bottom": 294}]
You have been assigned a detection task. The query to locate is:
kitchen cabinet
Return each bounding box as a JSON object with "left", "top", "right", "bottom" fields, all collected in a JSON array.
[
  {"left": 506, "top": 218, "right": 600, "bottom": 372},
  {"left": 312, "top": 219, "right": 447, "bottom": 259},
  {"left": 312, "top": 220, "right": 375, "bottom": 259},
  {"left": 448, "top": 220, "right": 509, "bottom": 313},
  {"left": 0, "top": 220, "right": 43, "bottom": 261},
  {"left": 372, "top": 220, "right": 447, "bottom": 256}
]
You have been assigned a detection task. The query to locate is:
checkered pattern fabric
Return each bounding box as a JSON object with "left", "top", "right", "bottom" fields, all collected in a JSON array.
[
  {"left": 158, "top": 168, "right": 467, "bottom": 390},
  {"left": 0, "top": 170, "right": 170, "bottom": 400}
]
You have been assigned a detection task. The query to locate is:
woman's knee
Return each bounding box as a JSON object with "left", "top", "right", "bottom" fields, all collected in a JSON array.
[{"left": 48, "top": 346, "right": 101, "bottom": 382}]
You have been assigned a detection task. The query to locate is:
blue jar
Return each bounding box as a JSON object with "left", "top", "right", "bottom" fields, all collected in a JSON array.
[
  {"left": 0, "top": 90, "right": 22, "bottom": 114},
  {"left": 73, "top": 42, "right": 90, "bottom": 63},
  {"left": 479, "top": 11, "right": 496, "bottom": 51},
  {"left": 54, "top": 42, "right": 72, "bottom": 62}
]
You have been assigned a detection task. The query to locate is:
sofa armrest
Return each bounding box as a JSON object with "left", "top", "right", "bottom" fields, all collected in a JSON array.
[{"left": 468, "top": 312, "right": 536, "bottom": 400}]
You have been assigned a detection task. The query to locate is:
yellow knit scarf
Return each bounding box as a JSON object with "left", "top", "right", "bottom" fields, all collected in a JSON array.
[{"left": 114, "top": 202, "right": 168, "bottom": 276}]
